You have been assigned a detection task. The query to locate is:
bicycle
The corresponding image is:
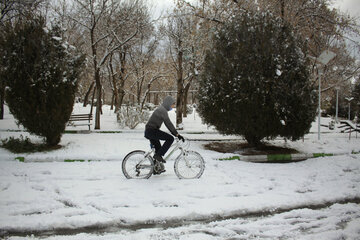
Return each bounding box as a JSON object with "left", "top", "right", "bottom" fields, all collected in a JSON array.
[{"left": 122, "top": 138, "right": 205, "bottom": 179}]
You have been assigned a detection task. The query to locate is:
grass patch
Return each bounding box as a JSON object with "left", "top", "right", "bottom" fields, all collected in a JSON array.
[
  {"left": 15, "top": 156, "right": 25, "bottom": 162},
  {"left": 64, "top": 159, "right": 85, "bottom": 162},
  {"left": 64, "top": 159, "right": 97, "bottom": 162},
  {"left": 94, "top": 131, "right": 122, "bottom": 134},
  {"left": 219, "top": 156, "right": 241, "bottom": 161},
  {"left": 313, "top": 153, "right": 334, "bottom": 158},
  {"left": 1, "top": 135, "right": 61, "bottom": 153},
  {"left": 185, "top": 132, "right": 205, "bottom": 134},
  {"left": 64, "top": 130, "right": 80, "bottom": 134}
]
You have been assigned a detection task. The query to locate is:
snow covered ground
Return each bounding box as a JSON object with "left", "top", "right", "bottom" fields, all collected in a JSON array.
[{"left": 0, "top": 104, "right": 360, "bottom": 239}]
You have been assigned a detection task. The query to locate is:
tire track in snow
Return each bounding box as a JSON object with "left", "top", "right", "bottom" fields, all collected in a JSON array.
[{"left": 1, "top": 197, "right": 360, "bottom": 238}]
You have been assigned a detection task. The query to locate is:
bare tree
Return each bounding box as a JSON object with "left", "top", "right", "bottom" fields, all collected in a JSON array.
[
  {"left": 107, "top": 47, "right": 128, "bottom": 112},
  {"left": 0, "top": 0, "right": 44, "bottom": 24},
  {"left": 128, "top": 33, "right": 169, "bottom": 110},
  {"left": 103, "top": 0, "right": 155, "bottom": 114},
  {"left": 259, "top": 0, "right": 360, "bottom": 103},
  {"left": 162, "top": 3, "right": 208, "bottom": 128},
  {"left": 177, "top": 0, "right": 257, "bottom": 25},
  {"left": 67, "top": 0, "right": 142, "bottom": 129},
  {"left": 162, "top": 8, "right": 186, "bottom": 129},
  {"left": 181, "top": 0, "right": 359, "bottom": 62}
]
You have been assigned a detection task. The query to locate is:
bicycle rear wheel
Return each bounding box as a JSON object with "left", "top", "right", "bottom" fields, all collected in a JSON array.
[
  {"left": 174, "top": 151, "right": 205, "bottom": 179},
  {"left": 122, "top": 150, "right": 154, "bottom": 179}
]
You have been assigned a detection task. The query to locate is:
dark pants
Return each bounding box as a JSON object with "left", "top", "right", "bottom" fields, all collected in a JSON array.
[{"left": 145, "top": 128, "right": 174, "bottom": 156}]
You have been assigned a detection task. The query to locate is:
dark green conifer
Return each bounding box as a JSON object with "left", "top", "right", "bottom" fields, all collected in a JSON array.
[
  {"left": 1, "top": 17, "right": 84, "bottom": 146},
  {"left": 353, "top": 80, "right": 360, "bottom": 120},
  {"left": 197, "top": 11, "right": 317, "bottom": 146}
]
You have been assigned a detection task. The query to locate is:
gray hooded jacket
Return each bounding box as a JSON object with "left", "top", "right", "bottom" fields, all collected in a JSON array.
[{"left": 145, "top": 96, "right": 178, "bottom": 136}]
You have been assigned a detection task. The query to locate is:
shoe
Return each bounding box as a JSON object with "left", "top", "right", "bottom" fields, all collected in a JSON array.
[
  {"left": 154, "top": 154, "right": 166, "bottom": 163},
  {"left": 153, "top": 169, "right": 166, "bottom": 175},
  {"left": 153, "top": 162, "right": 166, "bottom": 175}
]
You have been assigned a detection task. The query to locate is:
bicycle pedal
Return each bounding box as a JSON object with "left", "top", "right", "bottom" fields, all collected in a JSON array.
[{"left": 153, "top": 169, "right": 166, "bottom": 175}]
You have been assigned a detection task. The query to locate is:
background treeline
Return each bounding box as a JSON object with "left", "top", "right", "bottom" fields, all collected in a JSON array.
[{"left": 0, "top": 0, "right": 359, "bottom": 130}]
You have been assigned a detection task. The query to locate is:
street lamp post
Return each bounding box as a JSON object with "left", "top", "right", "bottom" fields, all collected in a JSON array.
[
  {"left": 315, "top": 50, "right": 337, "bottom": 141},
  {"left": 335, "top": 86, "right": 340, "bottom": 123},
  {"left": 345, "top": 97, "right": 354, "bottom": 121},
  {"left": 318, "top": 68, "right": 322, "bottom": 140}
]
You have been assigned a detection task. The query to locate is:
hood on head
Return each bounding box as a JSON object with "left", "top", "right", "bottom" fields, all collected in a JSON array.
[{"left": 162, "top": 96, "right": 175, "bottom": 111}]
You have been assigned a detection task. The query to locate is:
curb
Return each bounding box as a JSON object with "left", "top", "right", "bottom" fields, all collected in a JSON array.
[
  {"left": 12, "top": 151, "right": 360, "bottom": 164},
  {"left": 13, "top": 156, "right": 104, "bottom": 163},
  {"left": 219, "top": 151, "right": 360, "bottom": 163}
]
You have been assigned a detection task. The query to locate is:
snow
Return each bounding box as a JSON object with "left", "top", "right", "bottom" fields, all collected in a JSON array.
[
  {"left": 52, "top": 36, "right": 62, "bottom": 41},
  {"left": 0, "top": 103, "right": 360, "bottom": 239}
]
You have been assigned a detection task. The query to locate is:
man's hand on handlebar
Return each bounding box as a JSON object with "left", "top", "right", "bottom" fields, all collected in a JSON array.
[{"left": 177, "top": 134, "right": 185, "bottom": 142}]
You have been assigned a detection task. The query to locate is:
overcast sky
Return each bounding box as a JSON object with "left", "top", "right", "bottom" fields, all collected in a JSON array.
[
  {"left": 332, "top": 0, "right": 360, "bottom": 17},
  {"left": 151, "top": 0, "right": 360, "bottom": 18}
]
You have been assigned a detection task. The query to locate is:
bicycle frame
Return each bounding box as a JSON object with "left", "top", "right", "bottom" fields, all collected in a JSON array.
[
  {"left": 145, "top": 139, "right": 186, "bottom": 162},
  {"left": 164, "top": 140, "right": 184, "bottom": 161}
]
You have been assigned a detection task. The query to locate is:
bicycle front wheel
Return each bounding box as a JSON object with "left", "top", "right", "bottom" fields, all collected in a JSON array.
[
  {"left": 174, "top": 151, "right": 205, "bottom": 179},
  {"left": 122, "top": 150, "right": 154, "bottom": 179}
]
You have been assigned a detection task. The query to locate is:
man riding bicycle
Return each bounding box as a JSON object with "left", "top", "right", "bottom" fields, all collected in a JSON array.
[{"left": 144, "top": 96, "right": 184, "bottom": 173}]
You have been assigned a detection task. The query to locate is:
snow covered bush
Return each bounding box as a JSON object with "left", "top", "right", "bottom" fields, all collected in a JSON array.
[
  {"left": 1, "top": 135, "right": 49, "bottom": 153},
  {"left": 185, "top": 104, "right": 193, "bottom": 115},
  {"left": 143, "top": 102, "right": 156, "bottom": 111},
  {"left": 197, "top": 11, "right": 317, "bottom": 146},
  {"left": 117, "top": 105, "right": 150, "bottom": 129},
  {"left": 0, "top": 17, "right": 85, "bottom": 146}
]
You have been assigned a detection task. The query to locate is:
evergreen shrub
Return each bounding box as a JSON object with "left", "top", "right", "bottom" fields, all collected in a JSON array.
[
  {"left": 354, "top": 80, "right": 360, "bottom": 121},
  {"left": 197, "top": 11, "right": 317, "bottom": 146},
  {"left": 0, "top": 17, "right": 85, "bottom": 146}
]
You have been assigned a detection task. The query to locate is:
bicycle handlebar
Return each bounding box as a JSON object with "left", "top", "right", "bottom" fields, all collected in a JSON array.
[
  {"left": 175, "top": 136, "right": 190, "bottom": 149},
  {"left": 176, "top": 136, "right": 188, "bottom": 142}
]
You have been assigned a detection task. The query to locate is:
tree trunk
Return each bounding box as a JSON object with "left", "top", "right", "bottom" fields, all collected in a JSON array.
[
  {"left": 137, "top": 64, "right": 145, "bottom": 105},
  {"left": 0, "top": 82, "right": 4, "bottom": 120},
  {"left": 83, "top": 82, "right": 95, "bottom": 106},
  {"left": 110, "top": 93, "right": 115, "bottom": 110},
  {"left": 108, "top": 53, "right": 119, "bottom": 112},
  {"left": 89, "top": 19, "right": 102, "bottom": 130},
  {"left": 95, "top": 69, "right": 102, "bottom": 129},
  {"left": 155, "top": 93, "right": 159, "bottom": 105},
  {"left": 45, "top": 134, "right": 61, "bottom": 147},
  {"left": 183, "top": 46, "right": 196, "bottom": 118},
  {"left": 140, "top": 77, "right": 153, "bottom": 111},
  {"left": 117, "top": 51, "right": 127, "bottom": 110},
  {"left": 90, "top": 85, "right": 96, "bottom": 116},
  {"left": 183, "top": 82, "right": 191, "bottom": 118},
  {"left": 245, "top": 134, "right": 262, "bottom": 147},
  {"left": 280, "top": 0, "right": 285, "bottom": 20},
  {"left": 102, "top": 87, "right": 105, "bottom": 112},
  {"left": 176, "top": 40, "right": 184, "bottom": 129}
]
